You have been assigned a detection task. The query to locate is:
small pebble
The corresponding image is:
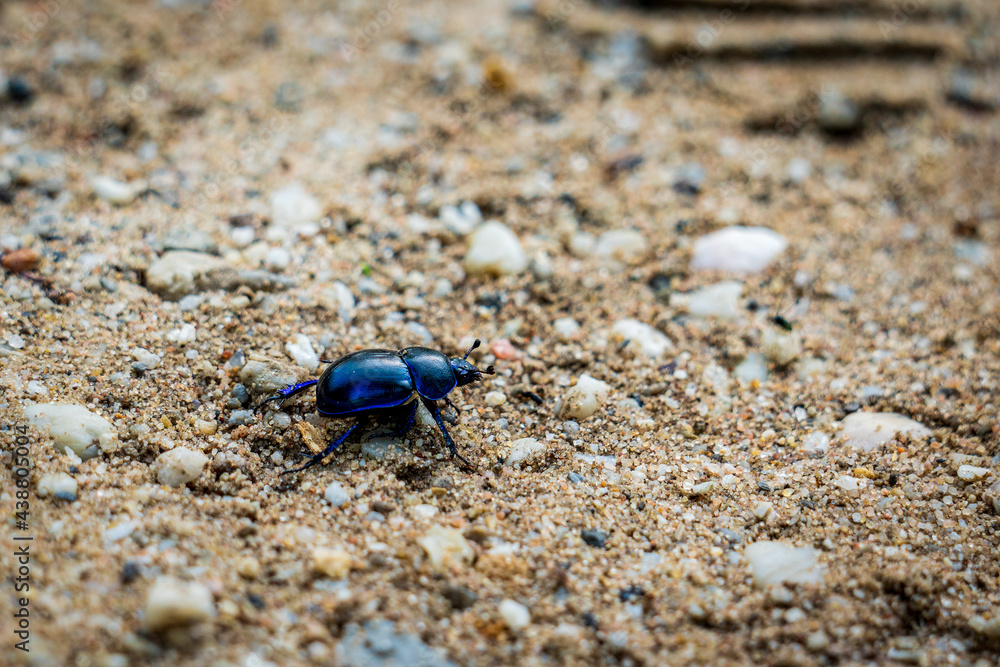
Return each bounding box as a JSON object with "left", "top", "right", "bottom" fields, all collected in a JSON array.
[
  {"left": 270, "top": 183, "right": 321, "bottom": 230},
  {"left": 37, "top": 472, "right": 78, "bottom": 501},
  {"left": 498, "top": 599, "right": 531, "bottom": 632},
  {"left": 671, "top": 281, "right": 744, "bottom": 319},
  {"left": 132, "top": 347, "right": 162, "bottom": 369},
  {"left": 485, "top": 391, "right": 507, "bottom": 407},
  {"left": 154, "top": 447, "right": 209, "bottom": 486},
  {"left": 612, "top": 319, "right": 673, "bottom": 357},
  {"left": 2, "top": 246, "right": 40, "bottom": 273},
  {"left": 228, "top": 410, "right": 253, "bottom": 426},
  {"left": 554, "top": 317, "right": 581, "bottom": 340},
  {"left": 144, "top": 577, "right": 216, "bottom": 631},
  {"left": 690, "top": 226, "right": 788, "bottom": 274},
  {"left": 735, "top": 353, "right": 769, "bottom": 383},
  {"left": 761, "top": 327, "right": 801, "bottom": 366},
  {"left": 264, "top": 246, "right": 291, "bottom": 272},
  {"left": 463, "top": 221, "right": 527, "bottom": 276},
  {"left": 439, "top": 201, "right": 482, "bottom": 235},
  {"left": 237, "top": 557, "right": 261, "bottom": 580},
  {"left": 744, "top": 541, "right": 823, "bottom": 587},
  {"left": 285, "top": 333, "right": 319, "bottom": 371},
  {"left": 673, "top": 162, "right": 705, "bottom": 194},
  {"left": 504, "top": 437, "right": 546, "bottom": 465},
  {"left": 417, "top": 525, "right": 473, "bottom": 571},
  {"left": 165, "top": 323, "right": 197, "bottom": 343},
  {"left": 818, "top": 88, "right": 860, "bottom": 132},
  {"left": 840, "top": 412, "right": 931, "bottom": 452},
  {"left": 90, "top": 175, "right": 145, "bottom": 205},
  {"left": 581, "top": 529, "right": 608, "bottom": 548},
  {"left": 556, "top": 374, "right": 611, "bottom": 420},
  {"left": 753, "top": 502, "right": 773, "bottom": 520},
  {"left": 594, "top": 229, "right": 647, "bottom": 266},
  {"left": 23, "top": 403, "right": 115, "bottom": 459},
  {"left": 312, "top": 547, "right": 353, "bottom": 579},
  {"left": 146, "top": 251, "right": 226, "bottom": 301},
  {"left": 692, "top": 481, "right": 717, "bottom": 495},
  {"left": 443, "top": 585, "right": 478, "bottom": 610},
  {"left": 325, "top": 482, "right": 350, "bottom": 507},
  {"left": 802, "top": 432, "right": 830, "bottom": 453},
  {"left": 25, "top": 380, "right": 48, "bottom": 396},
  {"left": 957, "top": 465, "right": 989, "bottom": 482}
]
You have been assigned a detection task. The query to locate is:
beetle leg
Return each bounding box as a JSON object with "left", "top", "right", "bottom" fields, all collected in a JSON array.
[
  {"left": 390, "top": 400, "right": 419, "bottom": 439},
  {"left": 423, "top": 398, "right": 474, "bottom": 469},
  {"left": 253, "top": 380, "right": 318, "bottom": 414},
  {"left": 283, "top": 419, "right": 360, "bottom": 474}
]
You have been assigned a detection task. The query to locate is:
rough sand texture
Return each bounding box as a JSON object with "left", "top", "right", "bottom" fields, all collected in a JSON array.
[{"left": 1, "top": 0, "right": 999, "bottom": 665}]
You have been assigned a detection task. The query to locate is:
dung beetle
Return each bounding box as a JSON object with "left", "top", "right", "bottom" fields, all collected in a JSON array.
[{"left": 254, "top": 339, "right": 495, "bottom": 473}]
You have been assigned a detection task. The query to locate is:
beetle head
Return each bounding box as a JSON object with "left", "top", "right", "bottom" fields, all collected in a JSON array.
[{"left": 451, "top": 338, "right": 495, "bottom": 387}]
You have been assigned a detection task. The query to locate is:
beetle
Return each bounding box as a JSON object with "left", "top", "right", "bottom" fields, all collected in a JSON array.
[{"left": 253, "top": 339, "right": 495, "bottom": 473}]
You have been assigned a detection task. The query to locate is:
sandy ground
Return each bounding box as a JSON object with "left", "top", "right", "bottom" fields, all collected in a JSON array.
[{"left": 1, "top": 0, "right": 999, "bottom": 665}]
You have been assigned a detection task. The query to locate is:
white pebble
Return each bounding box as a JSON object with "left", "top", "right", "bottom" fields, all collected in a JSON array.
[
  {"left": 324, "top": 482, "right": 350, "bottom": 507},
  {"left": 554, "top": 317, "right": 581, "bottom": 340},
  {"left": 165, "top": 323, "right": 197, "bottom": 343},
  {"left": 744, "top": 541, "right": 824, "bottom": 587},
  {"left": 840, "top": 412, "right": 931, "bottom": 452},
  {"left": 834, "top": 475, "right": 862, "bottom": 496},
  {"left": 671, "top": 281, "right": 744, "bottom": 319},
  {"left": 802, "top": 432, "right": 830, "bottom": 453},
  {"left": 505, "top": 437, "right": 547, "bottom": 466},
  {"left": 463, "top": 221, "right": 527, "bottom": 276},
  {"left": 530, "top": 250, "right": 555, "bottom": 279},
  {"left": 411, "top": 504, "right": 438, "bottom": 520},
  {"left": 691, "top": 226, "right": 788, "bottom": 273},
  {"left": 270, "top": 183, "right": 321, "bottom": 229},
  {"left": 264, "top": 247, "right": 291, "bottom": 272},
  {"left": 417, "top": 525, "right": 473, "bottom": 572},
  {"left": 761, "top": 327, "right": 801, "bottom": 366},
  {"left": 439, "top": 201, "right": 482, "bottom": 236},
  {"left": 485, "top": 391, "right": 507, "bottom": 407},
  {"left": 499, "top": 599, "right": 531, "bottom": 632},
  {"left": 958, "top": 465, "right": 990, "bottom": 482},
  {"left": 285, "top": 334, "right": 319, "bottom": 371},
  {"left": 735, "top": 353, "right": 769, "bottom": 383},
  {"left": 692, "top": 481, "right": 717, "bottom": 495},
  {"left": 229, "top": 226, "right": 255, "bottom": 248},
  {"left": 24, "top": 403, "right": 114, "bottom": 459},
  {"left": 146, "top": 251, "right": 226, "bottom": 300},
  {"left": 37, "top": 472, "right": 78, "bottom": 499},
  {"left": 594, "top": 229, "right": 647, "bottom": 266},
  {"left": 144, "top": 577, "right": 216, "bottom": 631},
  {"left": 132, "top": 347, "right": 162, "bottom": 369},
  {"left": 753, "top": 502, "right": 773, "bottom": 520},
  {"left": 612, "top": 319, "right": 673, "bottom": 357},
  {"left": 102, "top": 521, "right": 136, "bottom": 543},
  {"left": 90, "top": 175, "right": 145, "bottom": 205},
  {"left": 328, "top": 281, "right": 355, "bottom": 322},
  {"left": 786, "top": 158, "right": 811, "bottom": 184},
  {"left": 154, "top": 447, "right": 209, "bottom": 486},
  {"left": 25, "top": 381, "right": 48, "bottom": 396},
  {"left": 557, "top": 374, "right": 611, "bottom": 420}
]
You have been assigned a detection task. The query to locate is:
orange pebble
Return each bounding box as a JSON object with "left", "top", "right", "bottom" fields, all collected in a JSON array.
[
  {"left": 491, "top": 338, "right": 518, "bottom": 360},
  {"left": 2, "top": 247, "right": 40, "bottom": 273}
]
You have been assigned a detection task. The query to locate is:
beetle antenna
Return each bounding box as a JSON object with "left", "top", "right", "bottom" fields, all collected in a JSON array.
[
  {"left": 484, "top": 365, "right": 495, "bottom": 375},
  {"left": 464, "top": 339, "right": 481, "bottom": 360}
]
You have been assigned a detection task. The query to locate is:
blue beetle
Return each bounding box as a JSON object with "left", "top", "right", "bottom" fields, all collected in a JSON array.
[{"left": 254, "top": 339, "right": 494, "bottom": 473}]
